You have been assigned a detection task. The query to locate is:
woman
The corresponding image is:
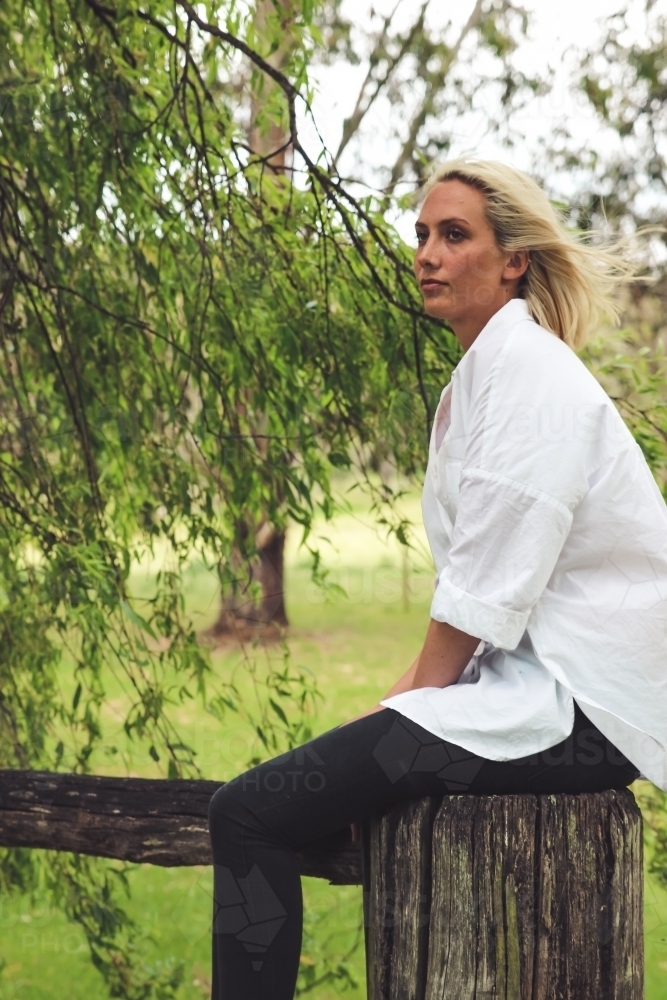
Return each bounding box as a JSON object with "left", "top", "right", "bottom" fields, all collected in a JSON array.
[{"left": 208, "top": 158, "right": 667, "bottom": 999}]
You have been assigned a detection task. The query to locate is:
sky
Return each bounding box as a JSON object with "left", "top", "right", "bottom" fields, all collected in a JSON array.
[{"left": 297, "top": 0, "right": 667, "bottom": 241}]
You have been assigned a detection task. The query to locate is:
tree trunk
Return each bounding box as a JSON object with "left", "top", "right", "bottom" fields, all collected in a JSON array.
[
  {"left": 256, "top": 525, "right": 288, "bottom": 626},
  {"left": 209, "top": 0, "right": 295, "bottom": 643},
  {"left": 0, "top": 769, "right": 359, "bottom": 884},
  {"left": 207, "top": 525, "right": 288, "bottom": 641},
  {"left": 361, "top": 790, "right": 643, "bottom": 1000}
]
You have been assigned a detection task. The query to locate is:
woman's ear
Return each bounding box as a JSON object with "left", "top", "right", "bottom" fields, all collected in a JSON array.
[{"left": 504, "top": 249, "right": 530, "bottom": 281}]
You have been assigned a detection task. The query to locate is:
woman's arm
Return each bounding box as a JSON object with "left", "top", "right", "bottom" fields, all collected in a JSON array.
[
  {"left": 412, "top": 619, "right": 480, "bottom": 688},
  {"left": 338, "top": 619, "right": 480, "bottom": 727},
  {"left": 384, "top": 653, "right": 421, "bottom": 698}
]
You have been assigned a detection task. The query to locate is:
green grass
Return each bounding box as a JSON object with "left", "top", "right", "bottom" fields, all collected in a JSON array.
[{"left": 2, "top": 496, "right": 667, "bottom": 997}]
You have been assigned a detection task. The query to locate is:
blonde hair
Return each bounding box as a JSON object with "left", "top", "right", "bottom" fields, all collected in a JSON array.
[{"left": 421, "top": 157, "right": 642, "bottom": 350}]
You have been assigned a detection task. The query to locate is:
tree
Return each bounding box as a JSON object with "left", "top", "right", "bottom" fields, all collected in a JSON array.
[
  {"left": 209, "top": 0, "right": 544, "bottom": 640},
  {"left": 0, "top": 0, "right": 458, "bottom": 991},
  {"left": 207, "top": 0, "right": 297, "bottom": 641},
  {"left": 534, "top": 1, "right": 667, "bottom": 488},
  {"left": 534, "top": 2, "right": 667, "bottom": 295}
]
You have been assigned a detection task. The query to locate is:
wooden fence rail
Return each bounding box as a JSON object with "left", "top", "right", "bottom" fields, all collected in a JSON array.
[{"left": 0, "top": 770, "right": 362, "bottom": 885}]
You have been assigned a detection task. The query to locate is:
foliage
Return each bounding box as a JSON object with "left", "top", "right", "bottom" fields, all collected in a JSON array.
[
  {"left": 583, "top": 333, "right": 667, "bottom": 495},
  {"left": 0, "top": 0, "right": 459, "bottom": 769},
  {"left": 0, "top": 0, "right": 459, "bottom": 992},
  {"left": 0, "top": 847, "right": 185, "bottom": 998},
  {"left": 296, "top": 901, "right": 363, "bottom": 995},
  {"left": 634, "top": 782, "right": 667, "bottom": 890},
  {"left": 576, "top": 4, "right": 667, "bottom": 225}
]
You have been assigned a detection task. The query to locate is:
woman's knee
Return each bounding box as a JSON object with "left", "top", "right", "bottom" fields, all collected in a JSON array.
[{"left": 208, "top": 779, "right": 247, "bottom": 838}]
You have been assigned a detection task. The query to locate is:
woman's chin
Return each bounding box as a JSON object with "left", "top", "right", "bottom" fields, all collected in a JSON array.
[{"left": 421, "top": 298, "right": 453, "bottom": 321}]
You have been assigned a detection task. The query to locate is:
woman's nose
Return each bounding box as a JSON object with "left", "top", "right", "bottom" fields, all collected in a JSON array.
[{"left": 416, "top": 237, "right": 439, "bottom": 270}]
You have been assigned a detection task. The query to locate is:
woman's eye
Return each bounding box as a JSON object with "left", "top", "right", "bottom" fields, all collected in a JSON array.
[
  {"left": 447, "top": 229, "right": 464, "bottom": 242},
  {"left": 415, "top": 230, "right": 427, "bottom": 244}
]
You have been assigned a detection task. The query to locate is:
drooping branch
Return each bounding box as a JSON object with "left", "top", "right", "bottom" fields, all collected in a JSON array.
[
  {"left": 172, "top": 0, "right": 430, "bottom": 314},
  {"left": 175, "top": 0, "right": 303, "bottom": 142},
  {"left": 0, "top": 0, "right": 459, "bottom": 794}
]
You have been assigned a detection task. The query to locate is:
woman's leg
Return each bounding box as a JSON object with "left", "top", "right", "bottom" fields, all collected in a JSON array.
[
  {"left": 208, "top": 703, "right": 639, "bottom": 999},
  {"left": 208, "top": 706, "right": 488, "bottom": 999}
]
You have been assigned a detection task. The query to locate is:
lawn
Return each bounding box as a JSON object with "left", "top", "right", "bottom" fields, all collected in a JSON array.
[{"left": 1, "top": 493, "right": 666, "bottom": 998}]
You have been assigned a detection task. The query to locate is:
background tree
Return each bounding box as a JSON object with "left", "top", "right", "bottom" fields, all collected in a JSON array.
[
  {"left": 534, "top": 1, "right": 667, "bottom": 487},
  {"left": 207, "top": 0, "right": 298, "bottom": 641}
]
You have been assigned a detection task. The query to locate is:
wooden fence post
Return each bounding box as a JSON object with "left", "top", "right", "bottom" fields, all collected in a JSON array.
[{"left": 361, "top": 790, "right": 643, "bottom": 1000}]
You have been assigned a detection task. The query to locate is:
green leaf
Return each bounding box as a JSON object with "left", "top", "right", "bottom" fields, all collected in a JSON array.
[
  {"left": 119, "top": 600, "right": 157, "bottom": 640},
  {"left": 269, "top": 698, "right": 289, "bottom": 726}
]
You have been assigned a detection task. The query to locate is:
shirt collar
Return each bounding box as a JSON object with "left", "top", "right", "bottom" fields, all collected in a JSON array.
[{"left": 451, "top": 298, "right": 531, "bottom": 376}]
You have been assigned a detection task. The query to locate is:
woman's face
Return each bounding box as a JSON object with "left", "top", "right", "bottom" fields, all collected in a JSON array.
[{"left": 413, "top": 179, "right": 528, "bottom": 346}]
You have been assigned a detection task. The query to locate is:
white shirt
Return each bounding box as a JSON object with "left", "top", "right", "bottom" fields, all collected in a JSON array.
[{"left": 380, "top": 298, "right": 667, "bottom": 790}]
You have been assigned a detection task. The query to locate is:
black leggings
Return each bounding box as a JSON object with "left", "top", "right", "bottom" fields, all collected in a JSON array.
[{"left": 207, "top": 702, "right": 639, "bottom": 999}]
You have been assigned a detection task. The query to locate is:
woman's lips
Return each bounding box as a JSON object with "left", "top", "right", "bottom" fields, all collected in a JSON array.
[{"left": 420, "top": 279, "right": 447, "bottom": 291}]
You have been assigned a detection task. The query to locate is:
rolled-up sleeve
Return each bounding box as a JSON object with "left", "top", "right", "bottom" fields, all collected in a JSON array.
[{"left": 430, "top": 468, "right": 573, "bottom": 649}]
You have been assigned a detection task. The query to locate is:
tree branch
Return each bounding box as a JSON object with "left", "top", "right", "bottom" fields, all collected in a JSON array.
[
  {"left": 386, "top": 0, "right": 485, "bottom": 192},
  {"left": 333, "top": 2, "right": 427, "bottom": 166}
]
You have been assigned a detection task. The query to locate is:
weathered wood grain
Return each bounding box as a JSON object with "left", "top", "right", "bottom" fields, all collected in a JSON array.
[
  {"left": 362, "top": 797, "right": 437, "bottom": 1000},
  {"left": 363, "top": 790, "right": 643, "bottom": 1000},
  {"left": 0, "top": 769, "right": 362, "bottom": 884}
]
